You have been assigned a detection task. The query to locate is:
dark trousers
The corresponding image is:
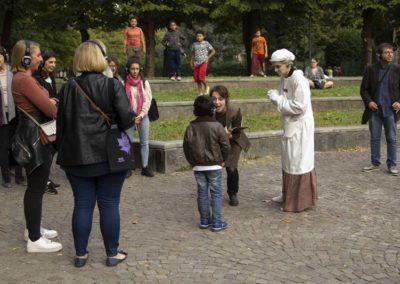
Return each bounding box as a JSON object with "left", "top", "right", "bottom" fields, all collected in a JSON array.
[
  {"left": 66, "top": 171, "right": 126, "bottom": 257},
  {"left": 0, "top": 124, "right": 23, "bottom": 182},
  {"left": 24, "top": 146, "right": 53, "bottom": 241},
  {"left": 166, "top": 49, "right": 182, "bottom": 77},
  {"left": 226, "top": 167, "right": 239, "bottom": 196}
]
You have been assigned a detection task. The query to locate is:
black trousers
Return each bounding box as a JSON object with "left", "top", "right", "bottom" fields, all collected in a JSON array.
[
  {"left": 24, "top": 146, "right": 52, "bottom": 241},
  {"left": 0, "top": 124, "right": 23, "bottom": 182},
  {"left": 226, "top": 167, "right": 239, "bottom": 196}
]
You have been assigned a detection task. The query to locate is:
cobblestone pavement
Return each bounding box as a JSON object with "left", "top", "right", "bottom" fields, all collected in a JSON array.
[{"left": 0, "top": 149, "right": 399, "bottom": 284}]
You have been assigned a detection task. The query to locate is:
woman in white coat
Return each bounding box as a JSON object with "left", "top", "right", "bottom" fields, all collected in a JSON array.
[{"left": 267, "top": 49, "right": 317, "bottom": 212}]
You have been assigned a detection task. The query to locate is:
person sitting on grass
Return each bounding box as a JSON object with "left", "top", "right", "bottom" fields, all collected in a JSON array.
[
  {"left": 183, "top": 95, "right": 230, "bottom": 232},
  {"left": 190, "top": 30, "right": 216, "bottom": 96},
  {"left": 304, "top": 57, "right": 333, "bottom": 89}
]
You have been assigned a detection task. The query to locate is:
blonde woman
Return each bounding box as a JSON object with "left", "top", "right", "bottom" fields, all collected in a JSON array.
[
  {"left": 57, "top": 40, "right": 135, "bottom": 267},
  {"left": 11, "top": 40, "right": 62, "bottom": 252}
]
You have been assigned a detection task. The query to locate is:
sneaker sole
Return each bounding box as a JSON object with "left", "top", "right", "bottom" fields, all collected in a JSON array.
[
  {"left": 27, "top": 245, "right": 63, "bottom": 253},
  {"left": 199, "top": 224, "right": 210, "bottom": 229},
  {"left": 211, "top": 227, "right": 227, "bottom": 232},
  {"left": 362, "top": 169, "right": 380, "bottom": 172}
]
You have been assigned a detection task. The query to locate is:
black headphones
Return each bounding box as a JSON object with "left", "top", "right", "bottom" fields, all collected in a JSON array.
[
  {"left": 0, "top": 46, "right": 9, "bottom": 62},
  {"left": 125, "top": 59, "right": 143, "bottom": 75},
  {"left": 86, "top": 40, "right": 108, "bottom": 61},
  {"left": 21, "top": 40, "right": 32, "bottom": 67}
]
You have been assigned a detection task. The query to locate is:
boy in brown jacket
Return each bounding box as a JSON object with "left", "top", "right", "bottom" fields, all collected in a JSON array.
[{"left": 183, "top": 96, "right": 230, "bottom": 232}]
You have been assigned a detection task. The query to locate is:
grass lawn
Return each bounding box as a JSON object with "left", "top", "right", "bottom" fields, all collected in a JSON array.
[
  {"left": 149, "top": 109, "right": 363, "bottom": 141},
  {"left": 154, "top": 85, "right": 360, "bottom": 102}
]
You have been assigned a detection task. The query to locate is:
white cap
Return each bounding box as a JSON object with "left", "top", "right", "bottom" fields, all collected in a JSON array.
[{"left": 270, "top": 49, "right": 295, "bottom": 62}]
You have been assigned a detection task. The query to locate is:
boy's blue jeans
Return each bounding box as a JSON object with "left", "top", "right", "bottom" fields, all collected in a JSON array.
[
  {"left": 66, "top": 171, "right": 126, "bottom": 257},
  {"left": 369, "top": 110, "right": 397, "bottom": 168},
  {"left": 194, "top": 169, "right": 223, "bottom": 225},
  {"left": 166, "top": 49, "right": 181, "bottom": 77}
]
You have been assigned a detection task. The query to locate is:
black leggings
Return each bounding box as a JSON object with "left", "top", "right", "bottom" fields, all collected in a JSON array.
[
  {"left": 24, "top": 148, "right": 52, "bottom": 241},
  {"left": 226, "top": 167, "right": 239, "bottom": 196}
]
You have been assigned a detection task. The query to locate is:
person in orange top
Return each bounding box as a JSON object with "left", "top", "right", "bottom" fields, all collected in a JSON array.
[
  {"left": 123, "top": 15, "right": 146, "bottom": 62},
  {"left": 250, "top": 29, "right": 268, "bottom": 77}
]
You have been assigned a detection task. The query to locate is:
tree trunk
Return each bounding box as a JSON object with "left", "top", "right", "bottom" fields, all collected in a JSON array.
[
  {"left": 394, "top": 27, "right": 400, "bottom": 64},
  {"left": 242, "top": 11, "right": 260, "bottom": 75},
  {"left": 78, "top": 13, "right": 90, "bottom": 42},
  {"left": 1, "top": 1, "right": 14, "bottom": 50},
  {"left": 79, "top": 29, "right": 90, "bottom": 42},
  {"left": 142, "top": 12, "right": 156, "bottom": 77},
  {"left": 361, "top": 8, "right": 375, "bottom": 68}
]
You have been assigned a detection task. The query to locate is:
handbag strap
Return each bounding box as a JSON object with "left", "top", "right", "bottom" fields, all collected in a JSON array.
[
  {"left": 73, "top": 80, "right": 112, "bottom": 126},
  {"left": 17, "top": 106, "right": 42, "bottom": 127}
]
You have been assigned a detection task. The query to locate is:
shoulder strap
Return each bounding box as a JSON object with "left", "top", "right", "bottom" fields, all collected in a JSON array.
[
  {"left": 73, "top": 80, "right": 111, "bottom": 126},
  {"left": 17, "top": 106, "right": 41, "bottom": 126}
]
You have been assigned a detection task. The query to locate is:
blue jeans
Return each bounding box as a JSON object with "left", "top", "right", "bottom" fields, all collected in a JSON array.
[
  {"left": 134, "top": 115, "right": 150, "bottom": 168},
  {"left": 66, "top": 171, "right": 126, "bottom": 257},
  {"left": 166, "top": 49, "right": 181, "bottom": 77},
  {"left": 369, "top": 111, "right": 397, "bottom": 168},
  {"left": 194, "top": 170, "right": 223, "bottom": 224}
]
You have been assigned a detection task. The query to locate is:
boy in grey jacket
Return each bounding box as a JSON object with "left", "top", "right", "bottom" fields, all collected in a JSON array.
[
  {"left": 162, "top": 20, "right": 186, "bottom": 81},
  {"left": 183, "top": 96, "right": 230, "bottom": 232}
]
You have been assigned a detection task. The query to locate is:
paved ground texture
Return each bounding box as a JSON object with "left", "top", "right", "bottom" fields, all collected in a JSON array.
[{"left": 0, "top": 148, "right": 399, "bottom": 284}]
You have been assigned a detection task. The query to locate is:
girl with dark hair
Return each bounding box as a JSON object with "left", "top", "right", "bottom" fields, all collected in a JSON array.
[
  {"left": 210, "top": 85, "right": 251, "bottom": 206},
  {"left": 124, "top": 58, "right": 154, "bottom": 177},
  {"left": 33, "top": 49, "right": 60, "bottom": 194}
]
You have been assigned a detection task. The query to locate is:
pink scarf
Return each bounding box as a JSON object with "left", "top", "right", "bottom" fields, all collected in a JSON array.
[{"left": 125, "top": 74, "right": 144, "bottom": 114}]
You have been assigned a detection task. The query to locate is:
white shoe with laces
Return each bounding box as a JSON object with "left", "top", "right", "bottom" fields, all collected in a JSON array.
[
  {"left": 272, "top": 194, "right": 283, "bottom": 203},
  {"left": 27, "top": 237, "right": 62, "bottom": 253},
  {"left": 24, "top": 227, "right": 58, "bottom": 241}
]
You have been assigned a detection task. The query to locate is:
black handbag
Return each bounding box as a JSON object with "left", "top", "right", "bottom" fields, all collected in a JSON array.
[
  {"left": 148, "top": 98, "right": 159, "bottom": 121},
  {"left": 74, "top": 80, "right": 135, "bottom": 173}
]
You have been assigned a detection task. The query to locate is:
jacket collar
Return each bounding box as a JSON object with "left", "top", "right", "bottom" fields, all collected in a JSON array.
[{"left": 191, "top": 116, "right": 216, "bottom": 123}]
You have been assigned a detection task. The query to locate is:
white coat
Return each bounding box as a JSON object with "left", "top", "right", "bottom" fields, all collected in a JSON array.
[{"left": 272, "top": 69, "right": 315, "bottom": 174}]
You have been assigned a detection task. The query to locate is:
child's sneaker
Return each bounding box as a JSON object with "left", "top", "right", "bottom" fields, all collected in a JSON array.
[
  {"left": 211, "top": 222, "right": 228, "bottom": 232},
  {"left": 199, "top": 219, "right": 210, "bottom": 229}
]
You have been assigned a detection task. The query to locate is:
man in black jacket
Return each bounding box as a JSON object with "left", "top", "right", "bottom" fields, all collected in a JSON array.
[{"left": 360, "top": 43, "right": 400, "bottom": 175}]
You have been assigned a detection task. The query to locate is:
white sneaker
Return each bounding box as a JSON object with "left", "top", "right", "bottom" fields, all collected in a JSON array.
[
  {"left": 24, "top": 227, "right": 58, "bottom": 241},
  {"left": 27, "top": 237, "right": 62, "bottom": 253},
  {"left": 272, "top": 194, "right": 283, "bottom": 202},
  {"left": 170, "top": 76, "right": 176, "bottom": 81},
  {"left": 176, "top": 76, "right": 182, "bottom": 81}
]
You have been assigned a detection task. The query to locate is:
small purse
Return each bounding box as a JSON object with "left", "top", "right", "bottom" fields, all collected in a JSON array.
[
  {"left": 74, "top": 80, "right": 135, "bottom": 173},
  {"left": 17, "top": 106, "right": 56, "bottom": 145},
  {"left": 148, "top": 98, "right": 159, "bottom": 121}
]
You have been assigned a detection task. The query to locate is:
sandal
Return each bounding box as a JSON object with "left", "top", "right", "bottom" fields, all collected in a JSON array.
[
  {"left": 106, "top": 250, "right": 127, "bottom": 267},
  {"left": 74, "top": 253, "right": 89, "bottom": 268}
]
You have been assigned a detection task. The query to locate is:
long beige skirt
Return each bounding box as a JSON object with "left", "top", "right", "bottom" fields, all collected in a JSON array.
[{"left": 282, "top": 169, "right": 317, "bottom": 212}]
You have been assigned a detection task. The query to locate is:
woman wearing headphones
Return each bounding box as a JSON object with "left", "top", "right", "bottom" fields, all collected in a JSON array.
[
  {"left": 124, "top": 58, "right": 154, "bottom": 177},
  {"left": 56, "top": 40, "right": 135, "bottom": 267},
  {"left": 11, "top": 40, "right": 62, "bottom": 252}
]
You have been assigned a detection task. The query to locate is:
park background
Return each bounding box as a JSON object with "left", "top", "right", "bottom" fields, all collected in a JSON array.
[{"left": 1, "top": 0, "right": 400, "bottom": 77}]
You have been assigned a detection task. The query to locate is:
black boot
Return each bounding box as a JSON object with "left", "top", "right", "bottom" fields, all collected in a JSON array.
[
  {"left": 229, "top": 194, "right": 239, "bottom": 206},
  {"left": 226, "top": 167, "right": 239, "bottom": 206},
  {"left": 141, "top": 167, "right": 154, "bottom": 177}
]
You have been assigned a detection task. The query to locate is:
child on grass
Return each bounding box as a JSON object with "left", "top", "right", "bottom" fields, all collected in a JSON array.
[
  {"left": 190, "top": 31, "right": 216, "bottom": 96},
  {"left": 183, "top": 96, "right": 230, "bottom": 232}
]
